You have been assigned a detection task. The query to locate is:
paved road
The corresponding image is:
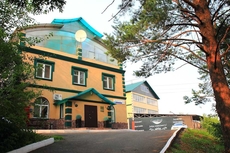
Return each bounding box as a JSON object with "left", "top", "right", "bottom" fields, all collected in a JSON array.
[{"left": 30, "top": 130, "right": 175, "bottom": 153}]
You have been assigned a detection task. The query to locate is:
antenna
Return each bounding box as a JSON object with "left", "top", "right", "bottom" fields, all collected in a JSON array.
[
  {"left": 75, "top": 30, "right": 87, "bottom": 42},
  {"left": 75, "top": 30, "right": 87, "bottom": 57}
]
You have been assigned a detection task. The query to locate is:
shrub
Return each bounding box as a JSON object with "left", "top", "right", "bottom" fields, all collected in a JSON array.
[
  {"left": 0, "top": 119, "right": 48, "bottom": 153},
  {"left": 201, "top": 115, "right": 223, "bottom": 142}
]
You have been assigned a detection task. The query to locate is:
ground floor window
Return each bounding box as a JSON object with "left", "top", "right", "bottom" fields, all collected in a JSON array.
[{"left": 33, "top": 97, "right": 49, "bottom": 118}]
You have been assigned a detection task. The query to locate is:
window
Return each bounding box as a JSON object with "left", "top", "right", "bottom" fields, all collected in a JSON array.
[
  {"left": 148, "top": 109, "right": 158, "bottom": 114},
  {"left": 133, "top": 94, "right": 145, "bottom": 103},
  {"left": 71, "top": 66, "right": 88, "bottom": 86},
  {"left": 134, "top": 106, "right": 146, "bottom": 114},
  {"left": 102, "top": 73, "right": 115, "bottom": 90},
  {"left": 35, "top": 59, "right": 55, "bottom": 80},
  {"left": 60, "top": 104, "right": 64, "bottom": 119},
  {"left": 33, "top": 97, "right": 49, "bottom": 118},
  {"left": 147, "top": 98, "right": 158, "bottom": 106}
]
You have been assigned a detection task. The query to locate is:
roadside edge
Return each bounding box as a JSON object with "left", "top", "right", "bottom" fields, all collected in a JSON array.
[
  {"left": 160, "top": 128, "right": 183, "bottom": 153},
  {"left": 7, "top": 138, "right": 54, "bottom": 153}
]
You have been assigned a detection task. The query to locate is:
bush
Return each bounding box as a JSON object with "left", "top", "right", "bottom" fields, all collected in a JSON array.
[
  {"left": 0, "top": 119, "right": 49, "bottom": 153},
  {"left": 201, "top": 115, "right": 223, "bottom": 142}
]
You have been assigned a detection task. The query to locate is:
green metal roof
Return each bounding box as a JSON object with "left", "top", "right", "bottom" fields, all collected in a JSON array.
[
  {"left": 125, "top": 80, "right": 160, "bottom": 99},
  {"left": 54, "top": 88, "right": 116, "bottom": 105},
  {"left": 51, "top": 17, "right": 103, "bottom": 38},
  {"left": 125, "top": 81, "right": 145, "bottom": 92}
]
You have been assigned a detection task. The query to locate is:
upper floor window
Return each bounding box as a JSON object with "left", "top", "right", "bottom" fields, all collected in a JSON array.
[
  {"left": 147, "top": 98, "right": 158, "bottom": 106},
  {"left": 33, "top": 97, "right": 49, "bottom": 118},
  {"left": 134, "top": 106, "right": 146, "bottom": 114},
  {"left": 35, "top": 59, "right": 55, "bottom": 81},
  {"left": 133, "top": 94, "right": 145, "bottom": 103},
  {"left": 102, "top": 73, "right": 115, "bottom": 90},
  {"left": 148, "top": 109, "right": 158, "bottom": 114},
  {"left": 71, "top": 66, "right": 88, "bottom": 86}
]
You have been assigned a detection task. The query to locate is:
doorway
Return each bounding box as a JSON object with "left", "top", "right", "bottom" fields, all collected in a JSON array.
[{"left": 84, "top": 105, "right": 98, "bottom": 127}]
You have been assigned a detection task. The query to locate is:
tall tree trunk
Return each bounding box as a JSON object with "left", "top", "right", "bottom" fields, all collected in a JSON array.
[
  {"left": 193, "top": 1, "right": 230, "bottom": 152},
  {"left": 207, "top": 51, "right": 230, "bottom": 153}
]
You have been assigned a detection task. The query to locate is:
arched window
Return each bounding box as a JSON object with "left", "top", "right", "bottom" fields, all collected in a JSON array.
[{"left": 33, "top": 97, "right": 49, "bottom": 118}]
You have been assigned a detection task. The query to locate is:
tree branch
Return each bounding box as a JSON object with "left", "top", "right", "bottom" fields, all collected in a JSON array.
[
  {"left": 182, "top": 0, "right": 196, "bottom": 9},
  {"left": 101, "top": 0, "right": 115, "bottom": 14},
  {"left": 170, "top": 53, "right": 209, "bottom": 73},
  {"left": 212, "top": 1, "right": 228, "bottom": 22},
  {"left": 108, "top": 0, "right": 131, "bottom": 22},
  {"left": 166, "top": 23, "right": 198, "bottom": 27}
]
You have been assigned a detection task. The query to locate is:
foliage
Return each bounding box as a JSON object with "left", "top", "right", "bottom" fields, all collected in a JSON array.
[
  {"left": 0, "top": 1, "right": 35, "bottom": 37},
  {"left": 0, "top": 28, "right": 41, "bottom": 128},
  {"left": 103, "top": 0, "right": 229, "bottom": 76},
  {"left": 0, "top": 119, "right": 49, "bottom": 153},
  {"left": 52, "top": 135, "right": 64, "bottom": 141},
  {"left": 201, "top": 115, "right": 223, "bottom": 142},
  {"left": 0, "top": 0, "right": 66, "bottom": 152},
  {"left": 166, "top": 129, "right": 224, "bottom": 153},
  {"left": 6, "top": 0, "right": 66, "bottom": 14},
  {"left": 103, "top": 1, "right": 230, "bottom": 151}
]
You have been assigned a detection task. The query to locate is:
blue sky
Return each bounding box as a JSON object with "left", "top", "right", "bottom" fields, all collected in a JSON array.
[{"left": 33, "top": 0, "right": 215, "bottom": 115}]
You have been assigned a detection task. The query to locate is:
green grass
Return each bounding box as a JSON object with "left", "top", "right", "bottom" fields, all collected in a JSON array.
[
  {"left": 52, "top": 135, "right": 64, "bottom": 141},
  {"left": 166, "top": 129, "right": 224, "bottom": 153}
]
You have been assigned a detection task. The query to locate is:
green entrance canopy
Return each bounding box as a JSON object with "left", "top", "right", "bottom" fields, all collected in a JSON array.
[{"left": 54, "top": 88, "right": 115, "bottom": 105}]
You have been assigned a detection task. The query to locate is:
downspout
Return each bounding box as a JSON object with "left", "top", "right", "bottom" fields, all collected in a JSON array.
[{"left": 111, "top": 104, "right": 116, "bottom": 123}]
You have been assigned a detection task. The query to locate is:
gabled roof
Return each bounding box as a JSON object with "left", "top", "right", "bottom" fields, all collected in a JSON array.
[
  {"left": 125, "top": 81, "right": 145, "bottom": 92},
  {"left": 54, "top": 88, "right": 115, "bottom": 105},
  {"left": 51, "top": 17, "right": 103, "bottom": 38},
  {"left": 125, "top": 80, "right": 160, "bottom": 99}
]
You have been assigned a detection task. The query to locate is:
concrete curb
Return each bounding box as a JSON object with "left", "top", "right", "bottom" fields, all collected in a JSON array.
[
  {"left": 7, "top": 138, "right": 54, "bottom": 153},
  {"left": 34, "top": 129, "right": 137, "bottom": 134},
  {"left": 160, "top": 128, "right": 182, "bottom": 153}
]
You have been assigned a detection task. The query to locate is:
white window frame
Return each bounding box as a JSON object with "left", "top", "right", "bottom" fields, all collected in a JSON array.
[
  {"left": 73, "top": 70, "right": 85, "bottom": 85},
  {"left": 33, "top": 97, "right": 49, "bottom": 118},
  {"left": 134, "top": 106, "right": 146, "bottom": 114},
  {"left": 103, "top": 76, "right": 114, "bottom": 90},
  {"left": 60, "top": 104, "right": 64, "bottom": 119},
  {"left": 36, "top": 63, "right": 52, "bottom": 79}
]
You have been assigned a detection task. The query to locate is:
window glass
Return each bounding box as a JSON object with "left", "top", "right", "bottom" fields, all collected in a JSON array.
[
  {"left": 148, "top": 109, "right": 158, "bottom": 114},
  {"left": 134, "top": 106, "right": 146, "bottom": 113},
  {"left": 73, "top": 70, "right": 85, "bottom": 85},
  {"left": 72, "top": 67, "right": 87, "bottom": 86},
  {"left": 60, "top": 104, "right": 64, "bottom": 119},
  {"left": 80, "top": 71, "right": 85, "bottom": 84},
  {"left": 36, "top": 63, "right": 43, "bottom": 78},
  {"left": 103, "top": 76, "right": 113, "bottom": 89},
  {"left": 35, "top": 61, "right": 53, "bottom": 80},
  {"left": 103, "top": 77, "right": 107, "bottom": 88},
  {"left": 108, "top": 77, "right": 113, "bottom": 89},
  {"left": 33, "top": 97, "right": 49, "bottom": 118},
  {"left": 44, "top": 65, "right": 51, "bottom": 79},
  {"left": 133, "top": 94, "right": 145, "bottom": 103}
]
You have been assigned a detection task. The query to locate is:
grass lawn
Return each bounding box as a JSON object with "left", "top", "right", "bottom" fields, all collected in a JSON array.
[{"left": 166, "top": 128, "right": 224, "bottom": 153}]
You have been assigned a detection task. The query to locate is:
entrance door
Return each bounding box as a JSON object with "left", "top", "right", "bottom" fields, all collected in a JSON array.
[{"left": 84, "top": 105, "right": 98, "bottom": 127}]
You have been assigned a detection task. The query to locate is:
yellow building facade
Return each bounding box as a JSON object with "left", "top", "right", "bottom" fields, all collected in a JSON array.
[
  {"left": 23, "top": 17, "right": 127, "bottom": 129},
  {"left": 125, "top": 81, "right": 159, "bottom": 129}
]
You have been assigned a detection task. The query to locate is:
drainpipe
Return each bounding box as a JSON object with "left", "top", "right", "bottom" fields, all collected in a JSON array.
[{"left": 111, "top": 105, "right": 115, "bottom": 123}]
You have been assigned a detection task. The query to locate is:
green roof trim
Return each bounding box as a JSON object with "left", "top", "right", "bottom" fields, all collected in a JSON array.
[
  {"left": 125, "top": 81, "right": 145, "bottom": 92},
  {"left": 125, "top": 80, "right": 160, "bottom": 99},
  {"left": 51, "top": 17, "right": 103, "bottom": 38},
  {"left": 54, "top": 88, "right": 116, "bottom": 105}
]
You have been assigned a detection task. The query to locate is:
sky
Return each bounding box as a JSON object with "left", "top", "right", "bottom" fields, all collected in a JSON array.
[{"left": 33, "top": 0, "right": 215, "bottom": 116}]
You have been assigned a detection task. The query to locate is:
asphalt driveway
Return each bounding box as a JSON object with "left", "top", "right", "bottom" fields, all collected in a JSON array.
[{"left": 30, "top": 130, "right": 175, "bottom": 153}]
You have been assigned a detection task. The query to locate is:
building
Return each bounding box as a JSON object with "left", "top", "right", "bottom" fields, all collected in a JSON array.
[
  {"left": 125, "top": 80, "right": 160, "bottom": 128},
  {"left": 125, "top": 81, "right": 202, "bottom": 131},
  {"left": 22, "top": 17, "right": 127, "bottom": 129}
]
